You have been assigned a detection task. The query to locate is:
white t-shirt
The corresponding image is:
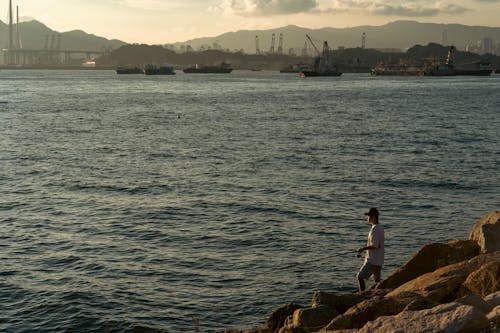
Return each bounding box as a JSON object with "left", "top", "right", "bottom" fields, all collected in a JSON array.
[{"left": 365, "top": 224, "right": 384, "bottom": 266}]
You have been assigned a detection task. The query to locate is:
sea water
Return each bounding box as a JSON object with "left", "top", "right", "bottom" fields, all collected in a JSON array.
[{"left": 0, "top": 70, "right": 499, "bottom": 332}]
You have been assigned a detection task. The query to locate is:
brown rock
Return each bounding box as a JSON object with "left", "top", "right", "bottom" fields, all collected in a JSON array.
[
  {"left": 487, "top": 305, "right": 500, "bottom": 327},
  {"left": 266, "top": 303, "right": 303, "bottom": 333},
  {"left": 311, "top": 289, "right": 387, "bottom": 314},
  {"left": 384, "top": 252, "right": 500, "bottom": 308},
  {"left": 324, "top": 292, "right": 424, "bottom": 330},
  {"left": 470, "top": 211, "right": 500, "bottom": 253},
  {"left": 292, "top": 305, "right": 338, "bottom": 332},
  {"left": 377, "top": 240, "right": 480, "bottom": 290},
  {"left": 484, "top": 291, "right": 500, "bottom": 308},
  {"left": 402, "top": 296, "right": 440, "bottom": 311},
  {"left": 358, "top": 302, "right": 490, "bottom": 333},
  {"left": 386, "top": 259, "right": 471, "bottom": 303},
  {"left": 456, "top": 294, "right": 493, "bottom": 314},
  {"left": 277, "top": 314, "right": 306, "bottom": 333},
  {"left": 459, "top": 260, "right": 500, "bottom": 297}
]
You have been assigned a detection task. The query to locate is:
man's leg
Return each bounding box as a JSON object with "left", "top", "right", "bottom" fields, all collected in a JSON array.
[
  {"left": 372, "top": 265, "right": 382, "bottom": 283},
  {"left": 357, "top": 274, "right": 366, "bottom": 292},
  {"left": 357, "top": 263, "right": 371, "bottom": 292}
]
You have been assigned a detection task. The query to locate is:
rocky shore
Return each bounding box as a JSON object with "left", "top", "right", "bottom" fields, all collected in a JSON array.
[{"left": 224, "top": 211, "right": 500, "bottom": 333}]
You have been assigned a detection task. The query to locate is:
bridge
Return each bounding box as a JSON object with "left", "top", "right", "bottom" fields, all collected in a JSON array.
[
  {"left": 3, "top": 48, "right": 108, "bottom": 67},
  {"left": 2, "top": 1, "right": 112, "bottom": 67}
]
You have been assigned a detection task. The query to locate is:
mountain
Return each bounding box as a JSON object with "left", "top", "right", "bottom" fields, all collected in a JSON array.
[
  {"left": 0, "top": 20, "right": 125, "bottom": 51},
  {"left": 173, "top": 21, "right": 500, "bottom": 53}
]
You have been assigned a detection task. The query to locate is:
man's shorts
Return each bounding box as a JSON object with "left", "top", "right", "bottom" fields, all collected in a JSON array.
[{"left": 357, "top": 262, "right": 382, "bottom": 280}]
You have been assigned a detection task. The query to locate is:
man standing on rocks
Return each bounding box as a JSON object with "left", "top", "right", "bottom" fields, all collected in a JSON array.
[{"left": 356, "top": 208, "right": 384, "bottom": 292}]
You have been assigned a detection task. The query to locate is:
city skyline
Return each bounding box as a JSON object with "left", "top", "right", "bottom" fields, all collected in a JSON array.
[{"left": 8, "top": 0, "right": 500, "bottom": 44}]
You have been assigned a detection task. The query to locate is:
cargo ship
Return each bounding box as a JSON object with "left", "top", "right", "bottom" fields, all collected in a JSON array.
[
  {"left": 371, "top": 46, "right": 493, "bottom": 76},
  {"left": 183, "top": 62, "right": 232, "bottom": 74},
  {"left": 300, "top": 36, "right": 342, "bottom": 77},
  {"left": 371, "top": 60, "right": 425, "bottom": 76},
  {"left": 144, "top": 64, "right": 175, "bottom": 75},
  {"left": 116, "top": 67, "right": 144, "bottom": 74},
  {"left": 280, "top": 63, "right": 311, "bottom": 73},
  {"left": 452, "top": 62, "right": 494, "bottom": 76},
  {"left": 424, "top": 47, "right": 492, "bottom": 76}
]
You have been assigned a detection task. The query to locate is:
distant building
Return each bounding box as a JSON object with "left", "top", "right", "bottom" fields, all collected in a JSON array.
[
  {"left": 482, "top": 38, "right": 494, "bottom": 54},
  {"left": 467, "top": 38, "right": 495, "bottom": 55}
]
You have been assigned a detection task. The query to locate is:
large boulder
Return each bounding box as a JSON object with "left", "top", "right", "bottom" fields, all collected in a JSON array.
[
  {"left": 324, "top": 292, "right": 426, "bottom": 330},
  {"left": 470, "top": 211, "right": 500, "bottom": 253},
  {"left": 485, "top": 291, "right": 500, "bottom": 308},
  {"left": 456, "top": 294, "right": 493, "bottom": 314},
  {"left": 357, "top": 302, "right": 490, "bottom": 333},
  {"left": 311, "top": 289, "right": 387, "bottom": 314},
  {"left": 291, "top": 305, "right": 337, "bottom": 332},
  {"left": 387, "top": 252, "right": 500, "bottom": 303},
  {"left": 377, "top": 240, "right": 480, "bottom": 290},
  {"left": 487, "top": 305, "right": 500, "bottom": 327},
  {"left": 459, "top": 260, "right": 500, "bottom": 297},
  {"left": 266, "top": 303, "right": 303, "bottom": 333},
  {"left": 386, "top": 260, "right": 471, "bottom": 303}
]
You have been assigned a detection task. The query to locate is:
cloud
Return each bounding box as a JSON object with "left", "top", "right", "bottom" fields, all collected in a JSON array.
[
  {"left": 213, "top": 0, "right": 319, "bottom": 16},
  {"left": 313, "top": 0, "right": 469, "bottom": 17},
  {"left": 213, "top": 0, "right": 471, "bottom": 17},
  {"left": 106, "top": 0, "right": 188, "bottom": 11},
  {"left": 370, "top": 2, "right": 468, "bottom": 16}
]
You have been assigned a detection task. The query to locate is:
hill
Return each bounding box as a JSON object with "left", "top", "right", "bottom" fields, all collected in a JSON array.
[
  {"left": 173, "top": 21, "right": 500, "bottom": 54},
  {"left": 96, "top": 43, "right": 499, "bottom": 71},
  {"left": 0, "top": 20, "right": 125, "bottom": 51}
]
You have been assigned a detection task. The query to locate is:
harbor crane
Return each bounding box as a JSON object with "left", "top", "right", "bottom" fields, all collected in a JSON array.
[
  {"left": 277, "top": 33, "right": 284, "bottom": 54},
  {"left": 306, "top": 34, "right": 321, "bottom": 57},
  {"left": 269, "top": 33, "right": 276, "bottom": 53},
  {"left": 306, "top": 34, "right": 331, "bottom": 67}
]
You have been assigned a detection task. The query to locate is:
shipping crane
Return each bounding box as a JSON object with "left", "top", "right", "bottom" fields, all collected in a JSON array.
[
  {"left": 269, "top": 33, "right": 276, "bottom": 53},
  {"left": 306, "top": 34, "right": 321, "bottom": 57},
  {"left": 277, "top": 33, "right": 284, "bottom": 54},
  {"left": 301, "top": 34, "right": 341, "bottom": 77}
]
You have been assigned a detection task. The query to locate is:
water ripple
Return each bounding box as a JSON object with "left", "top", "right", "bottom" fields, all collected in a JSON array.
[{"left": 0, "top": 71, "right": 499, "bottom": 332}]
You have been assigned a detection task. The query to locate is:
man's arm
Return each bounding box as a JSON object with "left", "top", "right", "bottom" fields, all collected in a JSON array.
[{"left": 357, "top": 245, "right": 378, "bottom": 253}]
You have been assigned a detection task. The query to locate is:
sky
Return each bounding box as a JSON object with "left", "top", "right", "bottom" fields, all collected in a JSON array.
[{"left": 10, "top": 0, "right": 500, "bottom": 44}]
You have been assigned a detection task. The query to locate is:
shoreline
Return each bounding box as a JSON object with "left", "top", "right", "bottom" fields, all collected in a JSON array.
[{"left": 226, "top": 211, "right": 500, "bottom": 333}]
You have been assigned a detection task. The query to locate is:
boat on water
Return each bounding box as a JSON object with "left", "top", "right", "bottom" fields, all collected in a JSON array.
[
  {"left": 424, "top": 47, "right": 492, "bottom": 76},
  {"left": 280, "top": 63, "right": 311, "bottom": 73},
  {"left": 371, "top": 60, "right": 425, "bottom": 76},
  {"left": 452, "top": 62, "right": 493, "bottom": 76},
  {"left": 116, "top": 67, "right": 144, "bottom": 74},
  {"left": 371, "top": 46, "right": 493, "bottom": 76},
  {"left": 300, "top": 36, "right": 342, "bottom": 77},
  {"left": 144, "top": 64, "right": 175, "bottom": 75},
  {"left": 183, "top": 62, "right": 232, "bottom": 74}
]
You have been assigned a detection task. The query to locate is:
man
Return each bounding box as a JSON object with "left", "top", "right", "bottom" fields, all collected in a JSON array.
[{"left": 356, "top": 207, "right": 384, "bottom": 292}]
